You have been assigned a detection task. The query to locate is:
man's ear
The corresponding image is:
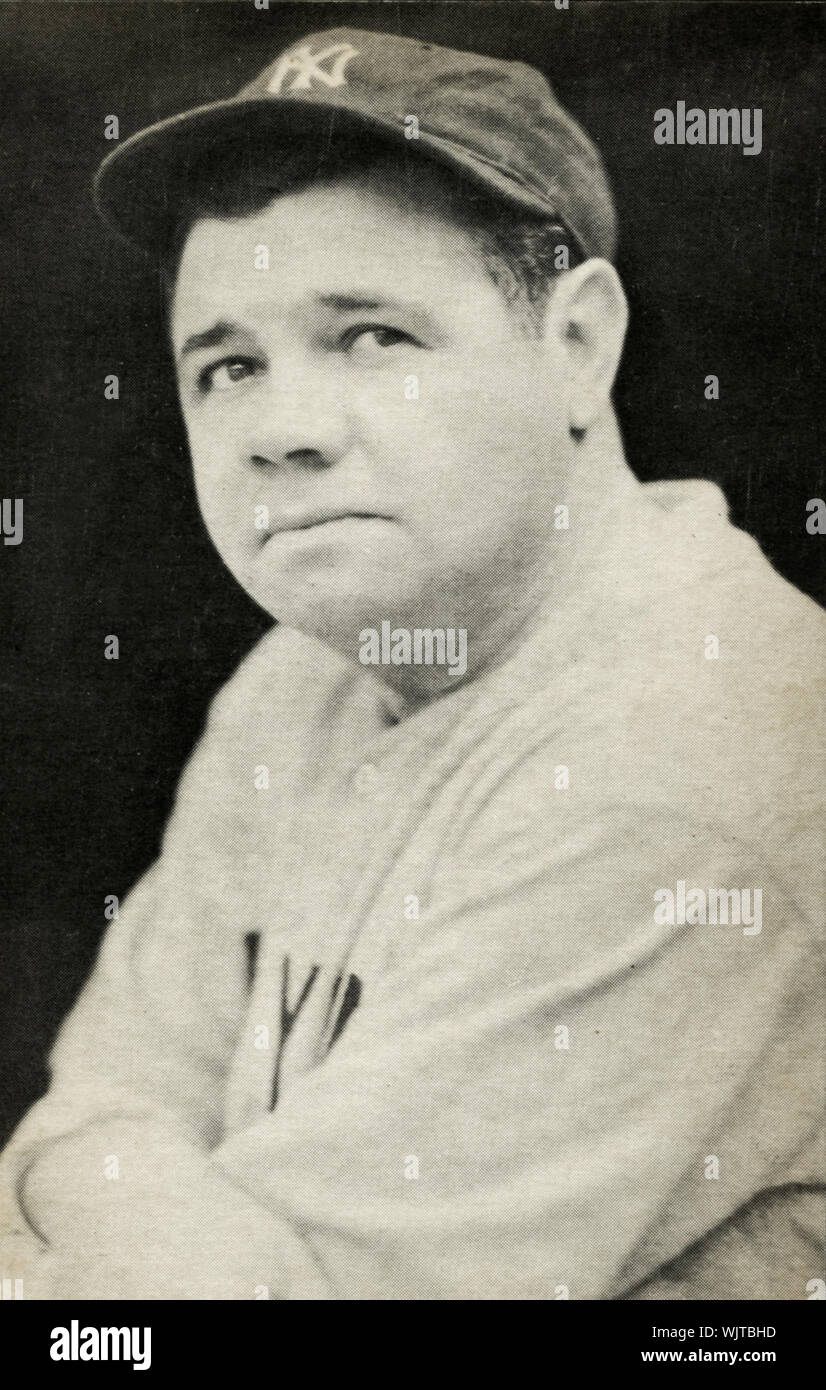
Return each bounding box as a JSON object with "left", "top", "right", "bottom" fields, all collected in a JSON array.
[{"left": 546, "top": 258, "right": 628, "bottom": 434}]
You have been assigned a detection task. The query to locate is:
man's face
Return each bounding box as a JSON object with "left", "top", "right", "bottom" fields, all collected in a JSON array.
[{"left": 171, "top": 169, "right": 574, "bottom": 663}]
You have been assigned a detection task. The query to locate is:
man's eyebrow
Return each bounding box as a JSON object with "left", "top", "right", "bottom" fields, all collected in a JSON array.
[
  {"left": 315, "top": 293, "right": 431, "bottom": 316},
  {"left": 177, "top": 320, "right": 243, "bottom": 362}
]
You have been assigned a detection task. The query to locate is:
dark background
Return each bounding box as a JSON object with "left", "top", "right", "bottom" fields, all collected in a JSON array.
[{"left": 1, "top": 0, "right": 824, "bottom": 1146}]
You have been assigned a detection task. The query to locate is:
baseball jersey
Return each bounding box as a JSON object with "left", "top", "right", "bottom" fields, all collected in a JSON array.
[{"left": 1, "top": 465, "right": 823, "bottom": 1299}]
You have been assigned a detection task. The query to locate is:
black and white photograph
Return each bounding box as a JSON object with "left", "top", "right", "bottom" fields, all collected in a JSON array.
[{"left": 0, "top": 0, "right": 824, "bottom": 1329}]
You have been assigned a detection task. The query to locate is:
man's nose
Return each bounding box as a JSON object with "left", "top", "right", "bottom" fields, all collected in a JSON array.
[{"left": 242, "top": 361, "right": 351, "bottom": 473}]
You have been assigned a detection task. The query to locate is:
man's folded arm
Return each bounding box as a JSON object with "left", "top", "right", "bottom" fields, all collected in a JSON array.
[{"left": 0, "top": 673, "right": 258, "bottom": 1279}]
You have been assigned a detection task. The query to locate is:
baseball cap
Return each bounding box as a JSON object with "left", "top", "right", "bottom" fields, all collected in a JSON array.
[{"left": 93, "top": 27, "right": 616, "bottom": 262}]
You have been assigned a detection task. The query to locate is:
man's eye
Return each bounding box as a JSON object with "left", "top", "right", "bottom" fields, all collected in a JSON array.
[
  {"left": 342, "top": 325, "right": 417, "bottom": 358},
  {"left": 197, "top": 357, "right": 258, "bottom": 394}
]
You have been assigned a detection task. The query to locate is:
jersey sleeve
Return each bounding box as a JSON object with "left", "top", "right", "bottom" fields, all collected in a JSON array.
[{"left": 0, "top": 652, "right": 261, "bottom": 1255}]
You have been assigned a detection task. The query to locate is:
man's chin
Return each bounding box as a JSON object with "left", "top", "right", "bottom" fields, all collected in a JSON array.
[{"left": 242, "top": 576, "right": 408, "bottom": 660}]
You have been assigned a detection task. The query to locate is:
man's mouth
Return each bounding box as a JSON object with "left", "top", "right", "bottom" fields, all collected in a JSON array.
[{"left": 264, "top": 509, "right": 391, "bottom": 539}]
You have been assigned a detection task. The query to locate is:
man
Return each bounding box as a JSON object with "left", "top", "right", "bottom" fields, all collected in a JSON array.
[{"left": 0, "top": 27, "right": 823, "bottom": 1300}]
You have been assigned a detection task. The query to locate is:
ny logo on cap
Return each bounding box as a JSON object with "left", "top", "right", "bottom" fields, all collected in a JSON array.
[{"left": 267, "top": 42, "right": 359, "bottom": 97}]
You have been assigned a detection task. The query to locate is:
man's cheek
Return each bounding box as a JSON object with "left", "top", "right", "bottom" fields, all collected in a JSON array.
[{"left": 356, "top": 372, "right": 450, "bottom": 453}]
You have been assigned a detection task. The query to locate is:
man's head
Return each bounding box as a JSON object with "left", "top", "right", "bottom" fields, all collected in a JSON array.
[
  {"left": 97, "top": 28, "right": 627, "bottom": 692},
  {"left": 169, "top": 147, "right": 627, "bottom": 683}
]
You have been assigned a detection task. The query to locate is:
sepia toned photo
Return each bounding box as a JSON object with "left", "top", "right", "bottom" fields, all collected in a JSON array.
[{"left": 0, "top": 0, "right": 823, "bottom": 1327}]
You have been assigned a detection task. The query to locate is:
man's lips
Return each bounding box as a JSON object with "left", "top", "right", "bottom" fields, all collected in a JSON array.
[{"left": 265, "top": 509, "right": 391, "bottom": 537}]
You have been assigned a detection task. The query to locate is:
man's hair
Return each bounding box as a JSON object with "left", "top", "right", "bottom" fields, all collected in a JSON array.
[{"left": 161, "top": 134, "right": 582, "bottom": 336}]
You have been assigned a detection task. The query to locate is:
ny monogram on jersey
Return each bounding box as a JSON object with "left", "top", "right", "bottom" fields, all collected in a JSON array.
[{"left": 244, "top": 932, "right": 362, "bottom": 1110}]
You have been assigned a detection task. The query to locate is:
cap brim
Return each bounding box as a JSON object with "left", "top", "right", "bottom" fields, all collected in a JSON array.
[{"left": 93, "top": 95, "right": 575, "bottom": 255}]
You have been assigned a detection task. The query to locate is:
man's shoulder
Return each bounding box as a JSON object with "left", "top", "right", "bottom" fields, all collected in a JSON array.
[
  {"left": 181, "top": 622, "right": 399, "bottom": 808},
  {"left": 210, "top": 623, "right": 348, "bottom": 715},
  {"left": 621, "top": 482, "right": 824, "bottom": 805},
  {"left": 456, "top": 482, "right": 823, "bottom": 870},
  {"left": 580, "top": 480, "right": 822, "bottom": 776},
  {"left": 165, "top": 627, "right": 352, "bottom": 798},
  {"left": 603, "top": 477, "right": 824, "bottom": 692},
  {"left": 651, "top": 477, "right": 825, "bottom": 676}
]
